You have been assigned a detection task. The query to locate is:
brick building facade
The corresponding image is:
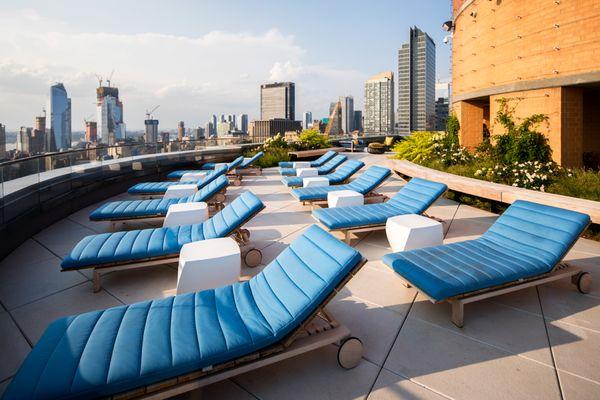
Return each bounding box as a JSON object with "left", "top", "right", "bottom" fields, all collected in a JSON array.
[{"left": 452, "top": 0, "right": 600, "bottom": 167}]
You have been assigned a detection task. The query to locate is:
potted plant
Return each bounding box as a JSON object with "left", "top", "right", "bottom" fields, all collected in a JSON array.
[{"left": 367, "top": 142, "right": 386, "bottom": 154}]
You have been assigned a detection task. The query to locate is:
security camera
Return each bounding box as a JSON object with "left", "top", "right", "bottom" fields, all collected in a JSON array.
[
  {"left": 443, "top": 36, "right": 449, "bottom": 44},
  {"left": 470, "top": 11, "right": 477, "bottom": 17}
]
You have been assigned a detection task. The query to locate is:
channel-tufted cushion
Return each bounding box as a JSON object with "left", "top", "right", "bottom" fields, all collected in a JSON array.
[
  {"left": 200, "top": 155, "right": 245, "bottom": 171},
  {"left": 291, "top": 165, "right": 391, "bottom": 201},
  {"left": 131, "top": 165, "right": 228, "bottom": 194},
  {"left": 282, "top": 160, "right": 364, "bottom": 187},
  {"left": 6, "top": 225, "right": 362, "bottom": 400},
  {"left": 62, "top": 191, "right": 264, "bottom": 270},
  {"left": 279, "top": 154, "right": 347, "bottom": 176},
  {"left": 312, "top": 178, "right": 447, "bottom": 229},
  {"left": 239, "top": 151, "right": 264, "bottom": 169},
  {"left": 278, "top": 150, "right": 337, "bottom": 169},
  {"left": 90, "top": 176, "right": 229, "bottom": 221},
  {"left": 383, "top": 200, "right": 590, "bottom": 301}
]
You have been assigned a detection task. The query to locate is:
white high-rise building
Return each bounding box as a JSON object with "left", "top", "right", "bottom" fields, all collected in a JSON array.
[
  {"left": 96, "top": 86, "right": 125, "bottom": 145},
  {"left": 364, "top": 72, "right": 394, "bottom": 134}
]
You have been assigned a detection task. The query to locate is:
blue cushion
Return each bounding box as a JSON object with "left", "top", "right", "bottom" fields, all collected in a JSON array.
[
  {"left": 62, "top": 191, "right": 264, "bottom": 270},
  {"left": 382, "top": 200, "right": 590, "bottom": 301},
  {"left": 291, "top": 165, "right": 391, "bottom": 201},
  {"left": 282, "top": 159, "right": 364, "bottom": 187},
  {"left": 313, "top": 178, "right": 447, "bottom": 229},
  {"left": 90, "top": 176, "right": 229, "bottom": 221},
  {"left": 7, "top": 225, "right": 362, "bottom": 400},
  {"left": 280, "top": 154, "right": 345, "bottom": 176},
  {"left": 278, "top": 150, "right": 337, "bottom": 169},
  {"left": 130, "top": 165, "right": 227, "bottom": 195},
  {"left": 239, "top": 151, "right": 264, "bottom": 169}
]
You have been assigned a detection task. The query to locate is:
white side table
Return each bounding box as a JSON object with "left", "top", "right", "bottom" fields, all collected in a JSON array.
[
  {"left": 163, "top": 184, "right": 198, "bottom": 199},
  {"left": 386, "top": 214, "right": 443, "bottom": 252},
  {"left": 297, "top": 167, "right": 319, "bottom": 177},
  {"left": 303, "top": 177, "right": 329, "bottom": 188},
  {"left": 293, "top": 161, "right": 311, "bottom": 169},
  {"left": 177, "top": 237, "right": 240, "bottom": 294},
  {"left": 180, "top": 171, "right": 207, "bottom": 181},
  {"left": 328, "top": 190, "right": 364, "bottom": 208},
  {"left": 163, "top": 202, "right": 209, "bottom": 227}
]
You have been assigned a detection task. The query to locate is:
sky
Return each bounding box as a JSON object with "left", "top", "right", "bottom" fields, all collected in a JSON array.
[{"left": 0, "top": 0, "right": 452, "bottom": 131}]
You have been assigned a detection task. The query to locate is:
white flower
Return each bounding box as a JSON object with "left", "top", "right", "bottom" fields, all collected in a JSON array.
[
  {"left": 540, "top": 185, "right": 545, "bottom": 192},
  {"left": 512, "top": 183, "right": 518, "bottom": 187}
]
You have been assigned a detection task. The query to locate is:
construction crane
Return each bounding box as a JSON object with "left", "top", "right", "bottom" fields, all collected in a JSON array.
[
  {"left": 106, "top": 69, "right": 115, "bottom": 87},
  {"left": 324, "top": 102, "right": 341, "bottom": 136},
  {"left": 95, "top": 74, "right": 103, "bottom": 87},
  {"left": 145, "top": 105, "right": 160, "bottom": 120}
]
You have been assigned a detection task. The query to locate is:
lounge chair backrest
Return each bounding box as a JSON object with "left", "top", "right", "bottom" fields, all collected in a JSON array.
[
  {"left": 313, "top": 150, "right": 336, "bottom": 165},
  {"left": 227, "top": 156, "right": 245, "bottom": 171},
  {"left": 348, "top": 166, "right": 391, "bottom": 193},
  {"left": 189, "top": 191, "right": 264, "bottom": 240},
  {"left": 241, "top": 151, "right": 264, "bottom": 168},
  {"left": 184, "top": 175, "right": 228, "bottom": 203},
  {"left": 388, "top": 178, "right": 447, "bottom": 214},
  {"left": 481, "top": 200, "right": 590, "bottom": 269},
  {"left": 249, "top": 224, "right": 362, "bottom": 336},
  {"left": 328, "top": 160, "right": 364, "bottom": 180},
  {"left": 196, "top": 164, "right": 228, "bottom": 189},
  {"left": 318, "top": 154, "right": 347, "bottom": 172}
]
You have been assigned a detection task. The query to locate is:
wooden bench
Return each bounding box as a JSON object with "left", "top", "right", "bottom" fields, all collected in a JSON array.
[
  {"left": 288, "top": 147, "right": 346, "bottom": 160},
  {"left": 392, "top": 159, "right": 600, "bottom": 224}
]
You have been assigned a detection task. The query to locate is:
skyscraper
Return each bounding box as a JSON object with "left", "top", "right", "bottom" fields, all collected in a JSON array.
[
  {"left": 0, "top": 123, "right": 5, "bottom": 160},
  {"left": 34, "top": 114, "right": 47, "bottom": 152},
  {"left": 177, "top": 121, "right": 185, "bottom": 141},
  {"left": 205, "top": 122, "right": 214, "bottom": 138},
  {"left": 237, "top": 114, "right": 248, "bottom": 133},
  {"left": 17, "top": 127, "right": 32, "bottom": 153},
  {"left": 48, "top": 83, "right": 71, "bottom": 151},
  {"left": 364, "top": 72, "right": 394, "bottom": 134},
  {"left": 212, "top": 115, "right": 218, "bottom": 132},
  {"left": 339, "top": 96, "right": 354, "bottom": 133},
  {"left": 85, "top": 121, "right": 98, "bottom": 143},
  {"left": 326, "top": 102, "right": 342, "bottom": 135},
  {"left": 96, "top": 85, "right": 125, "bottom": 145},
  {"left": 397, "top": 26, "right": 436, "bottom": 134},
  {"left": 144, "top": 119, "right": 159, "bottom": 143},
  {"left": 303, "top": 111, "right": 313, "bottom": 129},
  {"left": 260, "top": 82, "right": 295, "bottom": 120},
  {"left": 435, "top": 97, "right": 449, "bottom": 131},
  {"left": 353, "top": 110, "right": 363, "bottom": 133}
]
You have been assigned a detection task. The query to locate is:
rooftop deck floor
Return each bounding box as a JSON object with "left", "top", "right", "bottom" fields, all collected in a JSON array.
[{"left": 1, "top": 153, "right": 599, "bottom": 399}]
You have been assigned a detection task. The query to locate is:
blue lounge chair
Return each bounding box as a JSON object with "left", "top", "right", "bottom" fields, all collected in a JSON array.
[
  {"left": 291, "top": 165, "right": 391, "bottom": 205},
  {"left": 278, "top": 149, "right": 337, "bottom": 169},
  {"left": 6, "top": 225, "right": 367, "bottom": 400},
  {"left": 199, "top": 155, "right": 245, "bottom": 171},
  {"left": 128, "top": 164, "right": 228, "bottom": 196},
  {"left": 62, "top": 191, "right": 265, "bottom": 289},
  {"left": 89, "top": 175, "right": 229, "bottom": 223},
  {"left": 313, "top": 177, "right": 447, "bottom": 242},
  {"left": 279, "top": 154, "right": 347, "bottom": 176},
  {"left": 167, "top": 153, "right": 262, "bottom": 180},
  {"left": 282, "top": 159, "right": 364, "bottom": 188},
  {"left": 382, "top": 200, "right": 592, "bottom": 327}
]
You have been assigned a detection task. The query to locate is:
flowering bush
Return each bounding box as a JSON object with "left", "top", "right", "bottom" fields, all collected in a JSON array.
[
  {"left": 428, "top": 132, "right": 472, "bottom": 166},
  {"left": 473, "top": 161, "right": 570, "bottom": 191},
  {"left": 261, "top": 133, "right": 288, "bottom": 151}
]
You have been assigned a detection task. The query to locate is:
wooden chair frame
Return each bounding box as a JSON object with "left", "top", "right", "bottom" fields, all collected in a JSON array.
[{"left": 109, "top": 257, "right": 367, "bottom": 400}]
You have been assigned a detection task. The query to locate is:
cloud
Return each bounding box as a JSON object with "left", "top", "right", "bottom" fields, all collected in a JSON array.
[{"left": 0, "top": 9, "right": 367, "bottom": 131}]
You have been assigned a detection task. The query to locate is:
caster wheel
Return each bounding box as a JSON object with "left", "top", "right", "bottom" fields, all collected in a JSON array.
[
  {"left": 337, "top": 337, "right": 363, "bottom": 370},
  {"left": 575, "top": 272, "right": 592, "bottom": 294},
  {"left": 244, "top": 249, "right": 262, "bottom": 268},
  {"left": 214, "top": 193, "right": 226, "bottom": 203}
]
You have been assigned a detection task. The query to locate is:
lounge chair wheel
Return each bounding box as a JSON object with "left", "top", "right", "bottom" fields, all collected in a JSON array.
[
  {"left": 574, "top": 272, "right": 592, "bottom": 294},
  {"left": 244, "top": 248, "right": 262, "bottom": 268},
  {"left": 240, "top": 228, "right": 250, "bottom": 242},
  {"left": 337, "top": 337, "right": 363, "bottom": 370},
  {"left": 214, "top": 193, "right": 226, "bottom": 203}
]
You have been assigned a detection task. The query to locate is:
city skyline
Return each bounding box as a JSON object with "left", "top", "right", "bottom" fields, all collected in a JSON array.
[{"left": 0, "top": 1, "right": 451, "bottom": 131}]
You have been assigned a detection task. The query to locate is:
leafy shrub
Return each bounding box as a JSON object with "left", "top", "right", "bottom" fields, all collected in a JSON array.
[
  {"left": 491, "top": 98, "right": 551, "bottom": 164},
  {"left": 548, "top": 169, "right": 600, "bottom": 201},
  {"left": 262, "top": 133, "right": 288, "bottom": 151},
  {"left": 392, "top": 131, "right": 435, "bottom": 162},
  {"left": 446, "top": 113, "right": 460, "bottom": 139},
  {"left": 245, "top": 147, "right": 290, "bottom": 168},
  {"left": 294, "top": 129, "right": 331, "bottom": 150}
]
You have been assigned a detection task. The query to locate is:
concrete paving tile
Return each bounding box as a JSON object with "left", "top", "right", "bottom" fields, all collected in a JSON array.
[
  {"left": 384, "top": 317, "right": 562, "bottom": 400},
  {"left": 11, "top": 282, "right": 123, "bottom": 345},
  {"left": 354, "top": 241, "right": 392, "bottom": 262},
  {"left": 411, "top": 294, "right": 554, "bottom": 366},
  {"left": 234, "top": 344, "right": 380, "bottom": 400},
  {"left": 100, "top": 265, "right": 177, "bottom": 304},
  {"left": 557, "top": 370, "right": 600, "bottom": 400},
  {"left": 571, "top": 238, "right": 600, "bottom": 256},
  {"left": 547, "top": 319, "right": 600, "bottom": 383},
  {"left": 329, "top": 291, "right": 405, "bottom": 366},
  {"left": 443, "top": 204, "right": 497, "bottom": 241},
  {"left": 368, "top": 369, "right": 448, "bottom": 400},
  {"left": 538, "top": 285, "right": 600, "bottom": 332},
  {"left": 33, "top": 218, "right": 96, "bottom": 258},
  {"left": 201, "top": 379, "right": 256, "bottom": 399},
  {"left": 0, "top": 255, "right": 87, "bottom": 310},
  {"left": 0, "top": 312, "right": 31, "bottom": 382},
  {"left": 0, "top": 239, "right": 55, "bottom": 270}
]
